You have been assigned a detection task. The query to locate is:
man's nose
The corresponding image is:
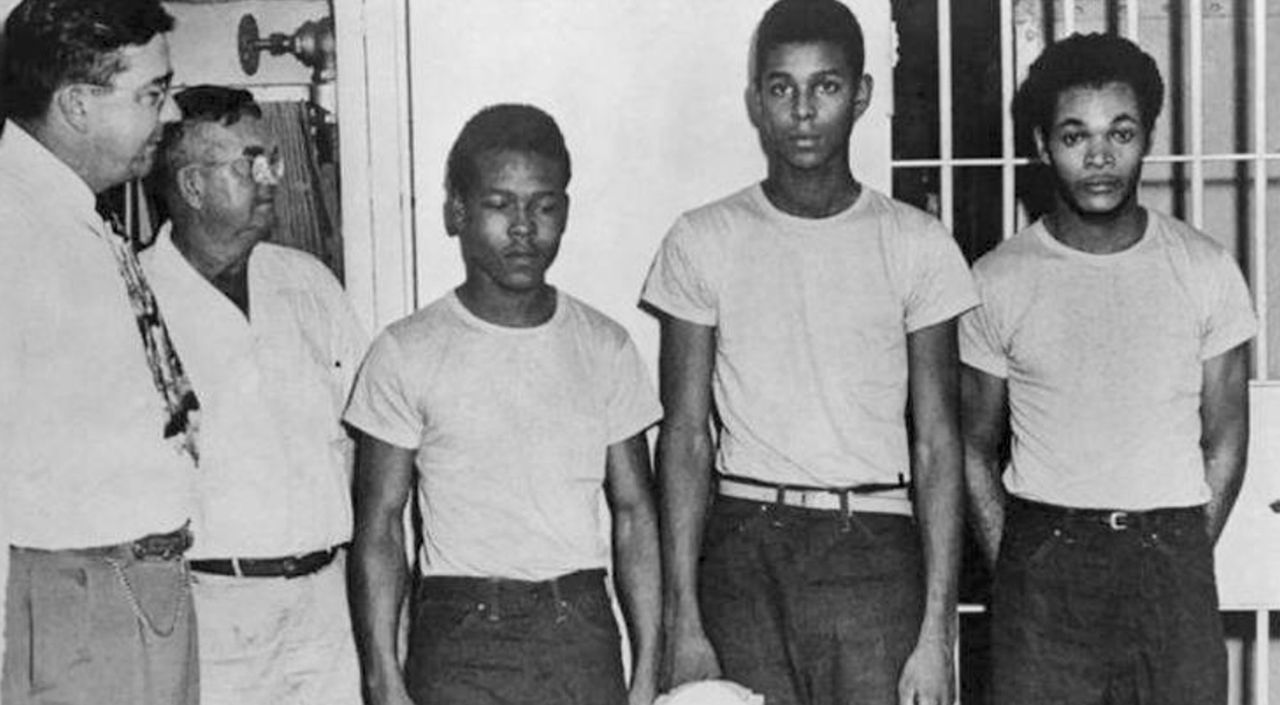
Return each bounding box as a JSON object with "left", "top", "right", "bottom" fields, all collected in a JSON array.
[
  {"left": 509, "top": 207, "right": 535, "bottom": 238},
  {"left": 159, "top": 91, "right": 181, "bottom": 124},
  {"left": 1084, "top": 138, "right": 1115, "bottom": 167},
  {"left": 792, "top": 90, "right": 816, "bottom": 121}
]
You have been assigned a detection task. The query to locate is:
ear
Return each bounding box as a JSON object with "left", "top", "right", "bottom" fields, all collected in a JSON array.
[
  {"left": 53, "top": 84, "right": 92, "bottom": 133},
  {"left": 1033, "top": 126, "right": 1051, "bottom": 164},
  {"left": 177, "top": 166, "right": 205, "bottom": 210},
  {"left": 443, "top": 191, "right": 467, "bottom": 237},
  {"left": 744, "top": 83, "right": 762, "bottom": 129},
  {"left": 851, "top": 74, "right": 874, "bottom": 123}
]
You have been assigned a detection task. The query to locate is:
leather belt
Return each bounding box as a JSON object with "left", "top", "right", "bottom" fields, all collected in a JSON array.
[
  {"left": 14, "top": 524, "right": 193, "bottom": 563},
  {"left": 716, "top": 473, "right": 912, "bottom": 515},
  {"left": 190, "top": 544, "right": 345, "bottom": 579},
  {"left": 1010, "top": 497, "right": 1205, "bottom": 532}
]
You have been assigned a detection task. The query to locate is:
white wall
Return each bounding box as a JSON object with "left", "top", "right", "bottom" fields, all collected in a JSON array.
[
  {"left": 406, "top": 0, "right": 895, "bottom": 369},
  {"left": 164, "top": 0, "right": 324, "bottom": 94}
]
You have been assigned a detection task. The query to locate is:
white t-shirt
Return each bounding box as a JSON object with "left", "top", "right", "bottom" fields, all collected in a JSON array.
[
  {"left": 0, "top": 122, "right": 197, "bottom": 549},
  {"left": 344, "top": 290, "right": 661, "bottom": 580},
  {"left": 142, "top": 228, "right": 367, "bottom": 559},
  {"left": 641, "top": 184, "right": 978, "bottom": 512},
  {"left": 959, "top": 212, "right": 1258, "bottom": 510}
]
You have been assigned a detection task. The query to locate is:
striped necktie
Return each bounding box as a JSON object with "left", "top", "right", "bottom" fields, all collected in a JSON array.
[{"left": 97, "top": 204, "right": 202, "bottom": 465}]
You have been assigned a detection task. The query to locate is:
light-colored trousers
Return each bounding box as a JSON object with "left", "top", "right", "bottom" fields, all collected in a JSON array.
[
  {"left": 191, "top": 552, "right": 361, "bottom": 705},
  {"left": 2, "top": 545, "right": 198, "bottom": 705}
]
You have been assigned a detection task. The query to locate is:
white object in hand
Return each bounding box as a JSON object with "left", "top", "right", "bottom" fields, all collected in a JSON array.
[{"left": 654, "top": 679, "right": 765, "bottom": 705}]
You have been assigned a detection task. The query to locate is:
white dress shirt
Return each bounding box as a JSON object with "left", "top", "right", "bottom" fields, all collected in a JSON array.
[
  {"left": 143, "top": 226, "right": 367, "bottom": 558},
  {"left": 0, "top": 122, "right": 198, "bottom": 549}
]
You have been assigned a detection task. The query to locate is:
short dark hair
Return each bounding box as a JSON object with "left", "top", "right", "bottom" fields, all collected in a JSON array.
[
  {"left": 752, "top": 0, "right": 865, "bottom": 85},
  {"left": 1014, "top": 32, "right": 1164, "bottom": 148},
  {"left": 445, "top": 103, "right": 571, "bottom": 199},
  {"left": 154, "top": 85, "right": 262, "bottom": 183},
  {"left": 1, "top": 0, "right": 175, "bottom": 121}
]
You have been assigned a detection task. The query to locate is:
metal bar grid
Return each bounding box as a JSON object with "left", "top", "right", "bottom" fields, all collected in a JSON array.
[
  {"left": 1252, "top": 0, "right": 1269, "bottom": 378},
  {"left": 1189, "top": 0, "right": 1205, "bottom": 229},
  {"left": 1062, "top": 0, "right": 1076, "bottom": 37},
  {"left": 937, "top": 0, "right": 954, "bottom": 230},
  {"left": 1258, "top": 611, "right": 1273, "bottom": 705},
  {"left": 899, "top": 2, "right": 1278, "bottom": 703},
  {"left": 1000, "top": 0, "right": 1016, "bottom": 238},
  {"left": 893, "top": 153, "right": 1280, "bottom": 168}
]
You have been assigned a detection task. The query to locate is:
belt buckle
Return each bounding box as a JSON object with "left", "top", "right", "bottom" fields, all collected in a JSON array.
[
  {"left": 1106, "top": 511, "right": 1130, "bottom": 531},
  {"left": 130, "top": 527, "right": 190, "bottom": 561}
]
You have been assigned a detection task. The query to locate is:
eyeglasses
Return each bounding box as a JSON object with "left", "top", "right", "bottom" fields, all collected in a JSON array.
[{"left": 201, "top": 146, "right": 285, "bottom": 186}]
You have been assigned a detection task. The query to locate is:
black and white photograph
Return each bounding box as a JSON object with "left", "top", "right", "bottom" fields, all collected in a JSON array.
[{"left": 0, "top": 1, "right": 1277, "bottom": 704}]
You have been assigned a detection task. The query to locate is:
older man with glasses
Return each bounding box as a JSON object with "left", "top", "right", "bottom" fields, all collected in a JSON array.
[{"left": 141, "top": 84, "right": 368, "bottom": 705}]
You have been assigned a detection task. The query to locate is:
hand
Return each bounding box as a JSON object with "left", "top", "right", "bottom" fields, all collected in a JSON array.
[
  {"left": 367, "top": 691, "right": 416, "bottom": 705},
  {"left": 629, "top": 679, "right": 658, "bottom": 705},
  {"left": 897, "top": 640, "right": 954, "bottom": 705},
  {"left": 662, "top": 621, "right": 722, "bottom": 690},
  {"left": 363, "top": 678, "right": 417, "bottom": 705}
]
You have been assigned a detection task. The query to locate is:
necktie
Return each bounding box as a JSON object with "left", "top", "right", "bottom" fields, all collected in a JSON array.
[{"left": 97, "top": 202, "right": 202, "bottom": 465}]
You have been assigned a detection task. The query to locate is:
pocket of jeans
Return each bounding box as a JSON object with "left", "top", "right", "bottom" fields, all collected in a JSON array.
[
  {"left": 700, "top": 501, "right": 768, "bottom": 556},
  {"left": 1001, "top": 523, "right": 1068, "bottom": 573},
  {"left": 1154, "top": 521, "right": 1215, "bottom": 584},
  {"left": 415, "top": 595, "right": 483, "bottom": 642},
  {"left": 30, "top": 564, "right": 91, "bottom": 689},
  {"left": 560, "top": 589, "right": 621, "bottom": 643}
]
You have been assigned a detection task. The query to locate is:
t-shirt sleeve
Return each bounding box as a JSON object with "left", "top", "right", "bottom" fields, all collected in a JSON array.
[
  {"left": 904, "top": 220, "right": 980, "bottom": 332},
  {"left": 1200, "top": 249, "right": 1258, "bottom": 361},
  {"left": 342, "top": 330, "right": 423, "bottom": 450},
  {"left": 639, "top": 216, "right": 718, "bottom": 326},
  {"left": 958, "top": 297, "right": 1010, "bottom": 378},
  {"left": 606, "top": 335, "right": 663, "bottom": 444}
]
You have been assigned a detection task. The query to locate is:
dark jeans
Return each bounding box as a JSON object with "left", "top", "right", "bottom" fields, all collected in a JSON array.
[
  {"left": 404, "top": 568, "right": 626, "bottom": 705},
  {"left": 992, "top": 498, "right": 1226, "bottom": 705},
  {"left": 699, "top": 496, "right": 925, "bottom": 705}
]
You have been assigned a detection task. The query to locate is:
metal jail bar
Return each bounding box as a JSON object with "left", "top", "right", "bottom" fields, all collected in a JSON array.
[{"left": 889, "top": 1, "right": 1277, "bottom": 703}]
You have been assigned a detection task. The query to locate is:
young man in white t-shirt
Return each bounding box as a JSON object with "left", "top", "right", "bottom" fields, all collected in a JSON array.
[
  {"left": 345, "top": 104, "right": 662, "bottom": 705},
  {"left": 640, "top": 2, "right": 975, "bottom": 703},
  {"left": 960, "top": 33, "right": 1257, "bottom": 705}
]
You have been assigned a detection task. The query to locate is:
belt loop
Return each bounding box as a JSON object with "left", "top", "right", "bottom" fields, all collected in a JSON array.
[
  {"left": 838, "top": 491, "right": 852, "bottom": 532},
  {"left": 231, "top": 558, "right": 243, "bottom": 578},
  {"left": 484, "top": 579, "right": 502, "bottom": 621},
  {"left": 551, "top": 576, "right": 568, "bottom": 623},
  {"left": 775, "top": 484, "right": 786, "bottom": 506}
]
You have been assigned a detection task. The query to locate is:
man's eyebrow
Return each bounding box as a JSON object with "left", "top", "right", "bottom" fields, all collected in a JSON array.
[
  {"left": 805, "top": 68, "right": 849, "bottom": 83},
  {"left": 151, "top": 71, "right": 174, "bottom": 89}
]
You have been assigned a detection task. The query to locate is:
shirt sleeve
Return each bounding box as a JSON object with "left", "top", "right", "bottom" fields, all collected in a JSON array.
[
  {"left": 958, "top": 299, "right": 1010, "bottom": 378},
  {"left": 343, "top": 330, "right": 423, "bottom": 450},
  {"left": 904, "top": 220, "right": 980, "bottom": 332},
  {"left": 639, "top": 216, "right": 718, "bottom": 326},
  {"left": 606, "top": 335, "right": 663, "bottom": 444},
  {"left": 1200, "top": 248, "right": 1259, "bottom": 361}
]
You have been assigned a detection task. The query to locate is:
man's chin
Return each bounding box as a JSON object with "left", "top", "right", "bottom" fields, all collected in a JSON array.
[
  {"left": 126, "top": 155, "right": 157, "bottom": 182},
  {"left": 1061, "top": 186, "right": 1139, "bottom": 221}
]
